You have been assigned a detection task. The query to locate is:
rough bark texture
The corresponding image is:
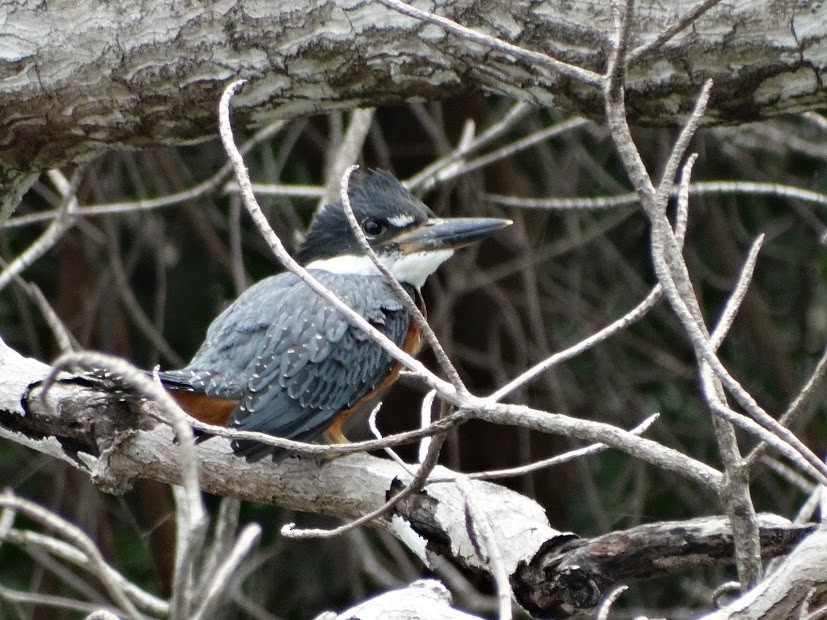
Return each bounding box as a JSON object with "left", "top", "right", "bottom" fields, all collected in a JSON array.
[
  {"left": 701, "top": 528, "right": 827, "bottom": 620},
  {"left": 0, "top": 340, "right": 818, "bottom": 618},
  {"left": 1, "top": 0, "right": 825, "bottom": 184},
  {"left": 513, "top": 516, "right": 816, "bottom": 618},
  {"left": 320, "top": 579, "right": 483, "bottom": 619}
]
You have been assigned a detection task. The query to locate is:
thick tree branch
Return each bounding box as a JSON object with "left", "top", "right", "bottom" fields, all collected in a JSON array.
[
  {"left": 1, "top": 0, "right": 825, "bottom": 184},
  {"left": 0, "top": 340, "right": 816, "bottom": 618}
]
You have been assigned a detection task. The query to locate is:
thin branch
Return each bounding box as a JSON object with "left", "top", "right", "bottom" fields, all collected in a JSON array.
[
  {"left": 434, "top": 413, "right": 659, "bottom": 482},
  {"left": 594, "top": 584, "right": 629, "bottom": 620},
  {"left": 0, "top": 494, "right": 142, "bottom": 619},
  {"left": 472, "top": 401, "right": 722, "bottom": 489},
  {"left": 188, "top": 409, "right": 461, "bottom": 457},
  {"left": 321, "top": 108, "right": 375, "bottom": 206},
  {"left": 378, "top": 0, "right": 602, "bottom": 86},
  {"left": 709, "top": 235, "right": 764, "bottom": 351},
  {"left": 418, "top": 389, "right": 438, "bottom": 464},
  {"left": 338, "top": 165, "right": 467, "bottom": 392},
  {"left": 606, "top": 0, "right": 635, "bottom": 96},
  {"left": 84, "top": 611, "right": 122, "bottom": 620},
  {"left": 747, "top": 341, "right": 827, "bottom": 468},
  {"left": 0, "top": 584, "right": 118, "bottom": 618},
  {"left": 5, "top": 123, "right": 285, "bottom": 232},
  {"left": 0, "top": 169, "right": 82, "bottom": 292},
  {"left": 104, "top": 220, "right": 185, "bottom": 367},
  {"left": 218, "top": 80, "right": 457, "bottom": 402},
  {"left": 405, "top": 102, "right": 533, "bottom": 192},
  {"left": 226, "top": 183, "right": 324, "bottom": 200},
  {"left": 487, "top": 285, "right": 662, "bottom": 402},
  {"left": 193, "top": 496, "right": 241, "bottom": 605},
  {"left": 3, "top": 273, "right": 79, "bottom": 354},
  {"left": 417, "top": 118, "right": 590, "bottom": 187},
  {"left": 455, "top": 476, "right": 512, "bottom": 620},
  {"left": 191, "top": 523, "right": 262, "bottom": 620},
  {"left": 655, "top": 80, "right": 713, "bottom": 207},
  {"left": 486, "top": 180, "right": 827, "bottom": 211},
  {"left": 2, "top": 526, "right": 168, "bottom": 615},
  {"left": 628, "top": 0, "right": 727, "bottom": 62},
  {"left": 281, "top": 433, "right": 448, "bottom": 539},
  {"left": 369, "top": 403, "right": 415, "bottom": 474}
]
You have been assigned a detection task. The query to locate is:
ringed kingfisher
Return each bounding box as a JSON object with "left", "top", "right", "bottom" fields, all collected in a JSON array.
[{"left": 157, "top": 170, "right": 510, "bottom": 461}]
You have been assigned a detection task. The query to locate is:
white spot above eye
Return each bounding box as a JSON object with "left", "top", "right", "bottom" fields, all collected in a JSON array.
[
  {"left": 387, "top": 214, "right": 416, "bottom": 227},
  {"left": 306, "top": 249, "right": 454, "bottom": 288}
]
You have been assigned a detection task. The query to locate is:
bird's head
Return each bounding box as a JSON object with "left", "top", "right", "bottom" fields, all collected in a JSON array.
[{"left": 297, "top": 170, "right": 511, "bottom": 288}]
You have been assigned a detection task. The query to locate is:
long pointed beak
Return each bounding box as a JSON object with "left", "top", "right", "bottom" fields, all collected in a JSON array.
[{"left": 393, "top": 217, "right": 512, "bottom": 253}]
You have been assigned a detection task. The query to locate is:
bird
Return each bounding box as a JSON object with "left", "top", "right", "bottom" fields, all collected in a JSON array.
[{"left": 157, "top": 170, "right": 511, "bottom": 461}]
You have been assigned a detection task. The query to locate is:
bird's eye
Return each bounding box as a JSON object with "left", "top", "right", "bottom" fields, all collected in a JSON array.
[{"left": 361, "top": 219, "right": 386, "bottom": 236}]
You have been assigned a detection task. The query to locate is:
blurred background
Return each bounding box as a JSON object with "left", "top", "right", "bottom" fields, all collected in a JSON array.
[{"left": 1, "top": 96, "right": 826, "bottom": 618}]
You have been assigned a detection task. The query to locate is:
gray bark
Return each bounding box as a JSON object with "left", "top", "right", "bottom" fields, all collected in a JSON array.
[
  {"left": 1, "top": 0, "right": 825, "bottom": 185},
  {"left": 318, "top": 579, "right": 484, "bottom": 619},
  {"left": 0, "top": 339, "right": 818, "bottom": 618}
]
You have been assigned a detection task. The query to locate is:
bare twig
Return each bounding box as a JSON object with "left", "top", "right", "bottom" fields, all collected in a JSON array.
[
  {"left": 405, "top": 102, "right": 533, "bottom": 192},
  {"left": 282, "top": 433, "right": 448, "bottom": 539},
  {"left": 369, "top": 403, "right": 415, "bottom": 474},
  {"left": 104, "top": 220, "right": 185, "bottom": 367},
  {"left": 418, "top": 389, "right": 438, "bottom": 464},
  {"left": 487, "top": 286, "right": 662, "bottom": 401},
  {"left": 416, "top": 118, "right": 590, "bottom": 187},
  {"left": 473, "top": 401, "right": 722, "bottom": 488},
  {"left": 226, "top": 183, "right": 324, "bottom": 200},
  {"left": 439, "top": 413, "right": 658, "bottom": 482},
  {"left": 218, "top": 80, "right": 457, "bottom": 401},
  {"left": 191, "top": 523, "right": 262, "bottom": 620},
  {"left": 188, "top": 409, "right": 460, "bottom": 457},
  {"left": 628, "top": 0, "right": 726, "bottom": 62},
  {"left": 2, "top": 273, "right": 79, "bottom": 354},
  {"left": 378, "top": 0, "right": 602, "bottom": 86},
  {"left": 656, "top": 80, "right": 713, "bottom": 208},
  {"left": 0, "top": 169, "right": 82, "bottom": 292},
  {"left": 321, "top": 109, "right": 375, "bottom": 206},
  {"left": 337, "top": 165, "right": 467, "bottom": 392},
  {"left": 5, "top": 123, "right": 286, "bottom": 231},
  {"left": 747, "top": 341, "right": 827, "bottom": 468},
  {"left": 0, "top": 584, "right": 119, "bottom": 618},
  {"left": 709, "top": 235, "right": 765, "bottom": 351},
  {"left": 0, "top": 493, "right": 142, "bottom": 619},
  {"left": 595, "top": 584, "right": 629, "bottom": 620},
  {"left": 2, "top": 526, "right": 168, "bottom": 615},
  {"left": 455, "top": 476, "right": 512, "bottom": 620},
  {"left": 486, "top": 180, "right": 827, "bottom": 211}
]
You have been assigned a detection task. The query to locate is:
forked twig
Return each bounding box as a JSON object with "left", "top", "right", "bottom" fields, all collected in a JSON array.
[{"left": 338, "top": 165, "right": 467, "bottom": 393}]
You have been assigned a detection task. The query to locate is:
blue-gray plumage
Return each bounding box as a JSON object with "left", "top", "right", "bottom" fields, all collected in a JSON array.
[
  {"left": 159, "top": 272, "right": 412, "bottom": 460},
  {"left": 159, "top": 170, "right": 510, "bottom": 461}
]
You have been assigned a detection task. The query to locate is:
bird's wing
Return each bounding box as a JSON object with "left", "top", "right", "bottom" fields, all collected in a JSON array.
[
  {"left": 228, "top": 272, "right": 411, "bottom": 456},
  {"left": 159, "top": 271, "right": 298, "bottom": 398},
  {"left": 162, "top": 270, "right": 411, "bottom": 458}
]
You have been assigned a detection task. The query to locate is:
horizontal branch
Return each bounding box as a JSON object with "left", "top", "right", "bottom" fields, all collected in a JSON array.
[
  {"left": 0, "top": 340, "right": 817, "bottom": 617},
  {"left": 2, "top": 0, "right": 825, "bottom": 181},
  {"left": 514, "top": 515, "right": 815, "bottom": 618}
]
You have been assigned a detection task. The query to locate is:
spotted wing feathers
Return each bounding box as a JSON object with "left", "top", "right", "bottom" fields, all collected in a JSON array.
[{"left": 161, "top": 271, "right": 410, "bottom": 461}]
